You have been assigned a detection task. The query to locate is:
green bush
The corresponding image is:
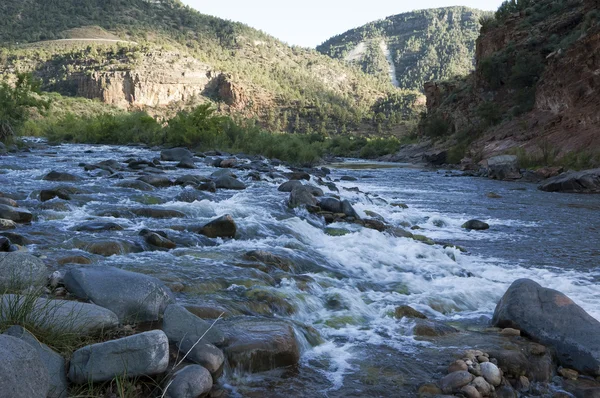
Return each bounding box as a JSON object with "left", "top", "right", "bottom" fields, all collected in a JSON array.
[{"left": 422, "top": 115, "right": 451, "bottom": 138}]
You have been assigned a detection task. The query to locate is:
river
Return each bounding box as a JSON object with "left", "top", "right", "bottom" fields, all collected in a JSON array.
[{"left": 1, "top": 142, "right": 598, "bottom": 397}]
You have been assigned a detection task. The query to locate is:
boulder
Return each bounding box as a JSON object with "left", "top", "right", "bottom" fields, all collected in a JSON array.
[
  {"left": 115, "top": 180, "right": 155, "bottom": 191},
  {"left": 0, "top": 252, "right": 47, "bottom": 290},
  {"left": 538, "top": 168, "right": 600, "bottom": 193},
  {"left": 80, "top": 239, "right": 139, "bottom": 256},
  {"left": 461, "top": 220, "right": 490, "bottom": 230},
  {"left": 210, "top": 169, "right": 236, "bottom": 179},
  {"left": 0, "top": 204, "right": 32, "bottom": 223},
  {"left": 69, "top": 330, "right": 169, "bottom": 383},
  {"left": 63, "top": 265, "right": 175, "bottom": 323},
  {"left": 214, "top": 175, "right": 246, "bottom": 190},
  {"left": 286, "top": 171, "right": 311, "bottom": 181},
  {"left": 140, "top": 229, "right": 176, "bottom": 250},
  {"left": 175, "top": 189, "right": 211, "bottom": 203},
  {"left": 39, "top": 188, "right": 73, "bottom": 202},
  {"left": 161, "top": 148, "right": 193, "bottom": 162},
  {"left": 4, "top": 326, "right": 68, "bottom": 398},
  {"left": 73, "top": 221, "right": 124, "bottom": 232},
  {"left": 198, "top": 181, "right": 217, "bottom": 192},
  {"left": 278, "top": 180, "right": 303, "bottom": 193},
  {"left": 198, "top": 215, "right": 236, "bottom": 239},
  {"left": 137, "top": 175, "right": 172, "bottom": 188},
  {"left": 492, "top": 278, "right": 600, "bottom": 376},
  {"left": 438, "top": 371, "right": 474, "bottom": 394},
  {"left": 43, "top": 171, "right": 81, "bottom": 182},
  {"left": 318, "top": 197, "right": 343, "bottom": 213},
  {"left": 176, "top": 158, "right": 196, "bottom": 169},
  {"left": 341, "top": 200, "right": 360, "bottom": 218},
  {"left": 162, "top": 304, "right": 225, "bottom": 347},
  {"left": 288, "top": 186, "right": 317, "bottom": 208},
  {"left": 221, "top": 317, "right": 300, "bottom": 372},
  {"left": 163, "top": 365, "right": 213, "bottom": 398},
  {"left": 219, "top": 158, "right": 238, "bottom": 168},
  {"left": 0, "top": 334, "right": 49, "bottom": 398},
  {"left": 0, "top": 197, "right": 18, "bottom": 207},
  {"left": 486, "top": 155, "right": 521, "bottom": 180},
  {"left": 394, "top": 305, "right": 427, "bottom": 320},
  {"left": 175, "top": 175, "right": 209, "bottom": 187},
  {"left": 0, "top": 295, "right": 119, "bottom": 334}
]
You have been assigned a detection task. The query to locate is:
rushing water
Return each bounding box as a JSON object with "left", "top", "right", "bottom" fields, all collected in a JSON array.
[{"left": 1, "top": 143, "right": 599, "bottom": 397}]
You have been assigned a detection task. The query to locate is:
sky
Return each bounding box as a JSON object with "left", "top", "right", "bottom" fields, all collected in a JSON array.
[{"left": 180, "top": 1, "right": 505, "bottom": 48}]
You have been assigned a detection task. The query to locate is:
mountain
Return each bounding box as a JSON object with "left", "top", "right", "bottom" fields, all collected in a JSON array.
[
  {"left": 420, "top": 0, "right": 600, "bottom": 169},
  {"left": 317, "top": 7, "right": 490, "bottom": 91},
  {"left": 0, "top": 0, "right": 422, "bottom": 136}
]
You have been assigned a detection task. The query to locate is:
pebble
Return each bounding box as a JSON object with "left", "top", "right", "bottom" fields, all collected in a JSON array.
[{"left": 500, "top": 327, "right": 521, "bottom": 336}]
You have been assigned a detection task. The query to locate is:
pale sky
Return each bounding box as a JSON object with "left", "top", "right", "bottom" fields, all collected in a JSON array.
[{"left": 180, "top": 1, "right": 504, "bottom": 48}]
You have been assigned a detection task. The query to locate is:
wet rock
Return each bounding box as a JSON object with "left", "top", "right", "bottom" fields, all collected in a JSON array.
[
  {"left": 0, "top": 197, "right": 18, "bottom": 207},
  {"left": 140, "top": 229, "right": 176, "bottom": 250},
  {"left": 341, "top": 200, "right": 360, "bottom": 219},
  {"left": 115, "top": 179, "right": 155, "bottom": 191},
  {"left": 164, "top": 365, "right": 213, "bottom": 398},
  {"left": 461, "top": 219, "right": 490, "bottom": 230},
  {"left": 243, "top": 250, "right": 294, "bottom": 272},
  {"left": 198, "top": 181, "right": 217, "bottom": 192},
  {"left": 0, "top": 232, "right": 32, "bottom": 245},
  {"left": 278, "top": 180, "right": 303, "bottom": 192},
  {"left": 305, "top": 185, "right": 324, "bottom": 197},
  {"left": 175, "top": 175, "right": 209, "bottom": 187},
  {"left": 161, "top": 147, "right": 193, "bottom": 162},
  {"left": 127, "top": 159, "right": 155, "bottom": 170},
  {"left": 214, "top": 175, "right": 246, "bottom": 190},
  {"left": 176, "top": 158, "right": 196, "bottom": 169},
  {"left": 222, "top": 317, "right": 300, "bottom": 372},
  {"left": 178, "top": 342, "right": 225, "bottom": 377},
  {"left": 130, "top": 208, "right": 186, "bottom": 218},
  {"left": 480, "top": 362, "right": 502, "bottom": 386},
  {"left": 500, "top": 327, "right": 521, "bottom": 336},
  {"left": 0, "top": 252, "right": 47, "bottom": 289},
  {"left": 0, "top": 218, "right": 17, "bottom": 230},
  {"left": 340, "top": 175, "right": 358, "bottom": 181},
  {"left": 391, "top": 202, "right": 409, "bottom": 209},
  {"left": 176, "top": 189, "right": 212, "bottom": 204},
  {"left": 63, "top": 265, "right": 175, "bottom": 323},
  {"left": 472, "top": 376, "right": 493, "bottom": 396},
  {"left": 137, "top": 175, "right": 173, "bottom": 188},
  {"left": 438, "top": 371, "right": 474, "bottom": 393},
  {"left": 558, "top": 367, "right": 579, "bottom": 380},
  {"left": 418, "top": 383, "right": 443, "bottom": 396},
  {"left": 69, "top": 330, "right": 169, "bottom": 383},
  {"left": 73, "top": 221, "right": 124, "bottom": 232},
  {"left": 80, "top": 239, "right": 138, "bottom": 256},
  {"left": 57, "top": 255, "right": 92, "bottom": 265},
  {"left": 211, "top": 169, "right": 236, "bottom": 179},
  {"left": 0, "top": 334, "right": 49, "bottom": 398},
  {"left": 325, "top": 227, "right": 351, "bottom": 236},
  {"left": 561, "top": 378, "right": 600, "bottom": 398},
  {"left": 0, "top": 204, "right": 33, "bottom": 223},
  {"left": 198, "top": 214, "right": 236, "bottom": 239},
  {"left": 461, "top": 384, "right": 482, "bottom": 398},
  {"left": 0, "top": 295, "right": 119, "bottom": 334},
  {"left": 318, "top": 197, "right": 343, "bottom": 213},
  {"left": 539, "top": 168, "right": 600, "bottom": 193},
  {"left": 4, "top": 326, "right": 68, "bottom": 398},
  {"left": 487, "top": 192, "right": 502, "bottom": 199},
  {"left": 492, "top": 278, "right": 600, "bottom": 376},
  {"left": 288, "top": 186, "right": 317, "bottom": 208},
  {"left": 162, "top": 304, "right": 225, "bottom": 347},
  {"left": 219, "top": 158, "right": 238, "bottom": 168},
  {"left": 448, "top": 360, "right": 469, "bottom": 373},
  {"left": 43, "top": 171, "right": 81, "bottom": 182},
  {"left": 362, "top": 218, "right": 387, "bottom": 231},
  {"left": 394, "top": 305, "right": 427, "bottom": 320},
  {"left": 487, "top": 155, "right": 521, "bottom": 180},
  {"left": 0, "top": 236, "right": 12, "bottom": 251},
  {"left": 287, "top": 171, "right": 310, "bottom": 181},
  {"left": 387, "top": 227, "right": 414, "bottom": 239},
  {"left": 39, "top": 188, "right": 73, "bottom": 202},
  {"left": 413, "top": 319, "right": 459, "bottom": 337}
]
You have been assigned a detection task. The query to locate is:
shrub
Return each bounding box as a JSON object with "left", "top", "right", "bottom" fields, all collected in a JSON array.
[{"left": 422, "top": 115, "right": 451, "bottom": 138}]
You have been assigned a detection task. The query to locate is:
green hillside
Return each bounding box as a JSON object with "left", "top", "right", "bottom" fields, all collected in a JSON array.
[{"left": 317, "top": 7, "right": 490, "bottom": 91}]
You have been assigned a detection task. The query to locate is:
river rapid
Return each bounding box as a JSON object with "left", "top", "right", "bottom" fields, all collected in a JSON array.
[{"left": 1, "top": 142, "right": 599, "bottom": 397}]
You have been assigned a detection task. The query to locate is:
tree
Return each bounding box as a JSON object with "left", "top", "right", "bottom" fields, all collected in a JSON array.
[{"left": 0, "top": 73, "right": 49, "bottom": 142}]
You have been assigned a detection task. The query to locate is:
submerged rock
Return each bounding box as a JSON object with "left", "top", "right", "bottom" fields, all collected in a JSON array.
[
  {"left": 413, "top": 319, "right": 458, "bottom": 337},
  {"left": 461, "top": 219, "right": 489, "bottom": 230},
  {"left": 0, "top": 334, "right": 50, "bottom": 398},
  {"left": 63, "top": 265, "right": 175, "bottom": 323},
  {"left": 73, "top": 221, "right": 124, "bottom": 232},
  {"left": 69, "top": 330, "right": 169, "bottom": 383},
  {"left": 243, "top": 250, "right": 295, "bottom": 272},
  {"left": 492, "top": 278, "right": 600, "bottom": 376},
  {"left": 198, "top": 214, "right": 237, "bottom": 239},
  {"left": 140, "top": 229, "right": 176, "bottom": 249}
]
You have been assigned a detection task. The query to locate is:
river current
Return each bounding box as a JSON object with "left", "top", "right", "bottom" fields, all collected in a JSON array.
[{"left": 1, "top": 142, "right": 598, "bottom": 397}]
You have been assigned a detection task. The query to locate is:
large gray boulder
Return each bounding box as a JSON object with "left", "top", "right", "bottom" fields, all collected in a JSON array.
[
  {"left": 0, "top": 204, "right": 33, "bottom": 223},
  {"left": 162, "top": 304, "right": 225, "bottom": 347},
  {"left": 163, "top": 365, "right": 212, "bottom": 398},
  {"left": 492, "top": 279, "right": 600, "bottom": 376},
  {"left": 161, "top": 148, "right": 193, "bottom": 162},
  {"left": 486, "top": 155, "right": 521, "bottom": 180},
  {"left": 63, "top": 265, "right": 175, "bottom": 323},
  {"left": 69, "top": 330, "right": 170, "bottom": 383},
  {"left": 221, "top": 317, "right": 300, "bottom": 373},
  {"left": 214, "top": 175, "right": 246, "bottom": 190},
  {"left": 0, "top": 252, "right": 48, "bottom": 290},
  {"left": 198, "top": 214, "right": 237, "bottom": 239},
  {"left": 288, "top": 186, "right": 317, "bottom": 208},
  {"left": 538, "top": 168, "right": 600, "bottom": 193},
  {"left": 0, "top": 334, "right": 50, "bottom": 398},
  {"left": 43, "top": 171, "right": 81, "bottom": 182},
  {"left": 137, "top": 175, "right": 173, "bottom": 188},
  {"left": 0, "top": 295, "right": 119, "bottom": 334},
  {"left": 4, "top": 326, "right": 68, "bottom": 398}
]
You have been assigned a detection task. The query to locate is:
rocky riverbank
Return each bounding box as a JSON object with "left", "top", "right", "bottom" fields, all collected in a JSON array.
[{"left": 0, "top": 142, "right": 599, "bottom": 397}]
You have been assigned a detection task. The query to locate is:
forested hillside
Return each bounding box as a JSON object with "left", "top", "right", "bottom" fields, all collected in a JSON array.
[{"left": 317, "top": 7, "right": 489, "bottom": 91}]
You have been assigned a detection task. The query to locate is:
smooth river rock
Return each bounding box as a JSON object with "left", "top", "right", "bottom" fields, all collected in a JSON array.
[
  {"left": 162, "top": 304, "right": 225, "bottom": 347},
  {"left": 0, "top": 252, "right": 48, "bottom": 289},
  {"left": 69, "top": 330, "right": 170, "bottom": 383},
  {"left": 4, "top": 326, "right": 68, "bottom": 398},
  {"left": 461, "top": 219, "right": 490, "bottom": 230},
  {"left": 63, "top": 265, "right": 175, "bottom": 323},
  {"left": 492, "top": 278, "right": 600, "bottom": 376},
  {"left": 538, "top": 168, "right": 600, "bottom": 193},
  {"left": 0, "top": 204, "right": 32, "bottom": 223},
  {"left": 198, "top": 214, "right": 237, "bottom": 239},
  {"left": 0, "top": 334, "right": 50, "bottom": 398},
  {"left": 164, "top": 365, "right": 213, "bottom": 398},
  {"left": 438, "top": 370, "right": 474, "bottom": 394}
]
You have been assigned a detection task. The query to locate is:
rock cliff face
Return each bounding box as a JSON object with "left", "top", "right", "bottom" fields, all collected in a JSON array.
[{"left": 423, "top": 0, "right": 600, "bottom": 165}]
